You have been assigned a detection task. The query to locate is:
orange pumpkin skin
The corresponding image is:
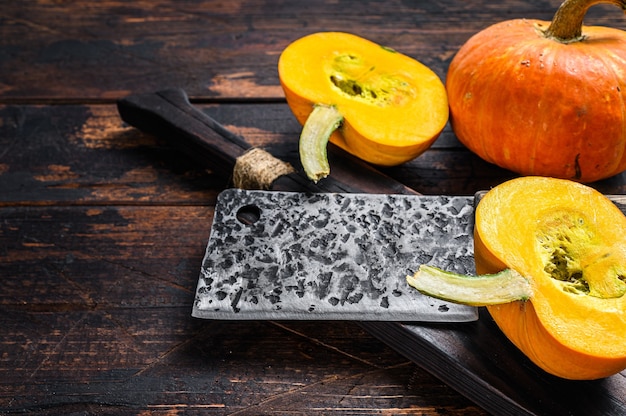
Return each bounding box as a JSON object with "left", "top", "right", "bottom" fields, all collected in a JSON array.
[
  {"left": 474, "top": 177, "right": 626, "bottom": 380},
  {"left": 485, "top": 300, "right": 626, "bottom": 380},
  {"left": 446, "top": 19, "right": 626, "bottom": 182}
]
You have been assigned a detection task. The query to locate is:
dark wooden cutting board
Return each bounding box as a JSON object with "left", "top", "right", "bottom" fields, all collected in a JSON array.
[{"left": 118, "top": 89, "right": 626, "bottom": 416}]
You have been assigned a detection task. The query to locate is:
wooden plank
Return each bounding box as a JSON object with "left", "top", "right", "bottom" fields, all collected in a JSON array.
[
  {"left": 0, "top": 104, "right": 221, "bottom": 205},
  {"left": 1, "top": 102, "right": 546, "bottom": 206},
  {"left": 1, "top": 0, "right": 619, "bottom": 101}
]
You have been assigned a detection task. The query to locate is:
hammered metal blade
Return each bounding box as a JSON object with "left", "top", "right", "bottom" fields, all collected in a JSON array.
[{"left": 192, "top": 189, "right": 478, "bottom": 322}]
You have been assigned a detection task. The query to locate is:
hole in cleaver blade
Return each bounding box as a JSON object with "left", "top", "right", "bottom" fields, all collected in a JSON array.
[
  {"left": 235, "top": 204, "right": 262, "bottom": 225},
  {"left": 192, "top": 189, "right": 479, "bottom": 322}
]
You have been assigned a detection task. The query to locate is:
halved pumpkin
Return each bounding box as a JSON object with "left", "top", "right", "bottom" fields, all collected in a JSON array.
[
  {"left": 278, "top": 32, "right": 448, "bottom": 181},
  {"left": 408, "top": 177, "right": 626, "bottom": 380}
]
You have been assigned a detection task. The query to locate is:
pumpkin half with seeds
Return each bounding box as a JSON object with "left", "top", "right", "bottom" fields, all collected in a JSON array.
[
  {"left": 278, "top": 31, "right": 448, "bottom": 182},
  {"left": 408, "top": 176, "right": 626, "bottom": 380}
]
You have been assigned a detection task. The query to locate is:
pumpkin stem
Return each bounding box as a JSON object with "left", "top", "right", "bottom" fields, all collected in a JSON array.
[
  {"left": 406, "top": 265, "right": 533, "bottom": 307},
  {"left": 542, "top": 0, "right": 626, "bottom": 43},
  {"left": 299, "top": 104, "right": 343, "bottom": 182}
]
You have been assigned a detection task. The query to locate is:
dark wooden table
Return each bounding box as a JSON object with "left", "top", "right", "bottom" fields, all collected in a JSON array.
[{"left": 2, "top": 1, "right": 626, "bottom": 415}]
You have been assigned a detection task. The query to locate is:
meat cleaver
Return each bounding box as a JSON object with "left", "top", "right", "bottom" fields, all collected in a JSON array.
[
  {"left": 192, "top": 188, "right": 478, "bottom": 322},
  {"left": 116, "top": 89, "right": 477, "bottom": 323}
]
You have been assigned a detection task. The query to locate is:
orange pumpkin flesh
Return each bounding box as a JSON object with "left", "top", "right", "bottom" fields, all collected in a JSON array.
[
  {"left": 278, "top": 32, "right": 448, "bottom": 181},
  {"left": 409, "top": 177, "right": 626, "bottom": 380},
  {"left": 446, "top": 0, "right": 626, "bottom": 182}
]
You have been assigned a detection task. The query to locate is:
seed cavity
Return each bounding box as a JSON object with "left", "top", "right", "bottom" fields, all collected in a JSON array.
[
  {"left": 328, "top": 53, "right": 415, "bottom": 106},
  {"left": 538, "top": 212, "right": 591, "bottom": 295},
  {"left": 537, "top": 211, "right": 626, "bottom": 298}
]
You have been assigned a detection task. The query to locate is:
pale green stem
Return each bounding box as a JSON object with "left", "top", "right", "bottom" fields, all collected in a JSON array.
[
  {"left": 407, "top": 265, "right": 533, "bottom": 307},
  {"left": 299, "top": 104, "right": 343, "bottom": 182}
]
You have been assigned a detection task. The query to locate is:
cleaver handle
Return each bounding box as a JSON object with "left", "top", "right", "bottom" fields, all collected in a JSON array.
[
  {"left": 117, "top": 89, "right": 250, "bottom": 177},
  {"left": 117, "top": 89, "right": 413, "bottom": 196}
]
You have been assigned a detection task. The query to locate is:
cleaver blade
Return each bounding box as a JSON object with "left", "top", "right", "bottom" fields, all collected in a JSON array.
[{"left": 192, "top": 189, "right": 479, "bottom": 322}]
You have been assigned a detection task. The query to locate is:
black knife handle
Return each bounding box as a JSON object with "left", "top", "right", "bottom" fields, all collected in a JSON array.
[
  {"left": 116, "top": 89, "right": 412, "bottom": 195},
  {"left": 117, "top": 89, "right": 251, "bottom": 176}
]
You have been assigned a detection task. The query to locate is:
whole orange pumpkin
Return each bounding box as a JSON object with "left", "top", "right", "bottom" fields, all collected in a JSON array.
[{"left": 446, "top": 0, "right": 626, "bottom": 182}]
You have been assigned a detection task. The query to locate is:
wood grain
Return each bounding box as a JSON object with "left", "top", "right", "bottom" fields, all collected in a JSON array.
[
  {"left": 3, "top": 0, "right": 626, "bottom": 414},
  {"left": 0, "top": 0, "right": 612, "bottom": 101}
]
